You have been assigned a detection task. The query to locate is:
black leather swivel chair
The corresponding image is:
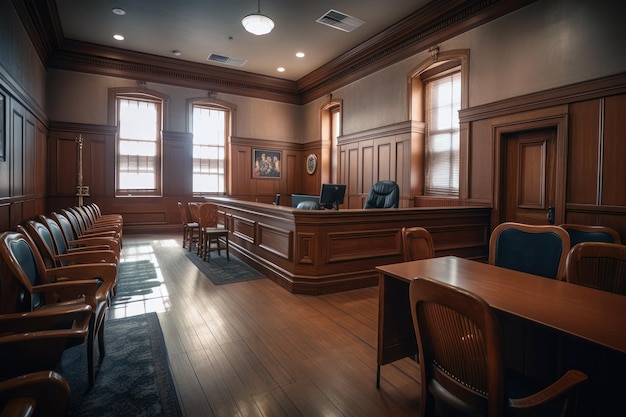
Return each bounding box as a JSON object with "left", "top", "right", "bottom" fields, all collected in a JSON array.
[{"left": 363, "top": 180, "right": 399, "bottom": 208}]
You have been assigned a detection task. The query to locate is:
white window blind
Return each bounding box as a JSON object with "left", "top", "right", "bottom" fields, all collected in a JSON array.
[
  {"left": 117, "top": 97, "right": 161, "bottom": 194},
  {"left": 425, "top": 71, "right": 461, "bottom": 196},
  {"left": 192, "top": 105, "right": 226, "bottom": 194}
]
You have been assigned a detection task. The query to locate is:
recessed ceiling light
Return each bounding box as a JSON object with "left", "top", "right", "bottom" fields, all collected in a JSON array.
[
  {"left": 112, "top": 8, "right": 126, "bottom": 16},
  {"left": 172, "top": 50, "right": 182, "bottom": 56},
  {"left": 296, "top": 52, "right": 305, "bottom": 58},
  {"left": 277, "top": 67, "right": 285, "bottom": 72},
  {"left": 113, "top": 34, "right": 125, "bottom": 41}
]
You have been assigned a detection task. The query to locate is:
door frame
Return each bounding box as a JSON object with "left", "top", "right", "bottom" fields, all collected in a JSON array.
[{"left": 492, "top": 114, "right": 568, "bottom": 229}]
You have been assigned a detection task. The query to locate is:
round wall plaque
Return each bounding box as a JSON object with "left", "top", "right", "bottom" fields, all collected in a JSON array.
[{"left": 306, "top": 154, "right": 317, "bottom": 175}]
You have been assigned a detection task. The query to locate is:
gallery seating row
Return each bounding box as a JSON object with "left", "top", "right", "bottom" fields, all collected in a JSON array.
[{"left": 0, "top": 203, "right": 123, "bottom": 416}]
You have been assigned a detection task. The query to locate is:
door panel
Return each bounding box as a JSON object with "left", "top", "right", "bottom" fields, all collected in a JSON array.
[{"left": 502, "top": 128, "right": 556, "bottom": 225}]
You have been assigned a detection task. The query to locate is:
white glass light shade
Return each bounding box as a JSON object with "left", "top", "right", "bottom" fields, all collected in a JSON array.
[{"left": 242, "top": 13, "right": 274, "bottom": 35}]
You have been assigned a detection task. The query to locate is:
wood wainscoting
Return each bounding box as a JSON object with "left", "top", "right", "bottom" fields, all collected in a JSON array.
[{"left": 207, "top": 197, "right": 491, "bottom": 294}]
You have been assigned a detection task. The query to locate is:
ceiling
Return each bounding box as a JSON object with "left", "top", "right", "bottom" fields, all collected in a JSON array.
[{"left": 54, "top": 0, "right": 432, "bottom": 81}]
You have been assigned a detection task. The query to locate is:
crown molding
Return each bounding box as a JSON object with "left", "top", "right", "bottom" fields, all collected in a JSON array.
[{"left": 17, "top": 0, "right": 536, "bottom": 105}]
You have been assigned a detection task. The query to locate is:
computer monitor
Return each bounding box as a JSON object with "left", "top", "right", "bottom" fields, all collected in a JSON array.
[{"left": 319, "top": 184, "right": 346, "bottom": 210}]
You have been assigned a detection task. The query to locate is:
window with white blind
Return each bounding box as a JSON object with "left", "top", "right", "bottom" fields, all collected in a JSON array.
[
  {"left": 424, "top": 70, "right": 461, "bottom": 196},
  {"left": 192, "top": 104, "right": 227, "bottom": 194},
  {"left": 116, "top": 96, "right": 162, "bottom": 196}
]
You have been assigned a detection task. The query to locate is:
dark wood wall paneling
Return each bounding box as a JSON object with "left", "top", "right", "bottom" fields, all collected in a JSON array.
[
  {"left": 43, "top": 125, "right": 321, "bottom": 232},
  {"left": 0, "top": 83, "right": 47, "bottom": 232},
  {"left": 460, "top": 73, "right": 626, "bottom": 240}
]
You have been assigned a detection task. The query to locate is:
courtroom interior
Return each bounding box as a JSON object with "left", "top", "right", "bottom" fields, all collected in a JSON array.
[{"left": 1, "top": 0, "right": 625, "bottom": 416}]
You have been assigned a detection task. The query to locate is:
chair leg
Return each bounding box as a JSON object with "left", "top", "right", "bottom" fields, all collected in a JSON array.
[
  {"left": 225, "top": 235, "right": 230, "bottom": 260},
  {"left": 182, "top": 225, "right": 188, "bottom": 248}
]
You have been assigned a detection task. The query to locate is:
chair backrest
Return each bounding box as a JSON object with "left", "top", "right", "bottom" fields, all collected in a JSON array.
[
  {"left": 40, "top": 215, "right": 71, "bottom": 257},
  {"left": 177, "top": 201, "right": 191, "bottom": 224},
  {"left": 0, "top": 232, "right": 48, "bottom": 312},
  {"left": 489, "top": 222, "right": 570, "bottom": 280},
  {"left": 363, "top": 180, "right": 400, "bottom": 209},
  {"left": 50, "top": 212, "right": 78, "bottom": 244},
  {"left": 402, "top": 227, "right": 435, "bottom": 261},
  {"left": 198, "top": 203, "right": 219, "bottom": 228},
  {"left": 410, "top": 277, "right": 503, "bottom": 417},
  {"left": 296, "top": 200, "right": 320, "bottom": 210},
  {"left": 560, "top": 223, "right": 621, "bottom": 246},
  {"left": 18, "top": 221, "right": 59, "bottom": 269},
  {"left": 188, "top": 202, "right": 201, "bottom": 225},
  {"left": 61, "top": 209, "right": 84, "bottom": 238},
  {"left": 565, "top": 241, "right": 626, "bottom": 295}
]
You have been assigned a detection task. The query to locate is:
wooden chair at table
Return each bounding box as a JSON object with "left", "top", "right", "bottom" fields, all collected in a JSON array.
[
  {"left": 560, "top": 223, "right": 621, "bottom": 246},
  {"left": 565, "top": 241, "right": 626, "bottom": 296},
  {"left": 409, "top": 276, "right": 587, "bottom": 417},
  {"left": 187, "top": 202, "right": 202, "bottom": 255},
  {"left": 0, "top": 371, "right": 71, "bottom": 417},
  {"left": 198, "top": 203, "right": 229, "bottom": 262},
  {"left": 401, "top": 227, "right": 435, "bottom": 261},
  {"left": 177, "top": 201, "right": 199, "bottom": 251},
  {"left": 489, "top": 222, "right": 570, "bottom": 280}
]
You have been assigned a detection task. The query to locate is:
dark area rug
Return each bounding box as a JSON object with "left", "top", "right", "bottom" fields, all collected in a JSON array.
[
  {"left": 58, "top": 313, "right": 182, "bottom": 417},
  {"left": 185, "top": 250, "right": 265, "bottom": 285},
  {"left": 114, "top": 259, "right": 162, "bottom": 301}
]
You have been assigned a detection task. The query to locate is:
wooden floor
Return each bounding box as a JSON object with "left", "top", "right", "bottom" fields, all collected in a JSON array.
[{"left": 111, "top": 233, "right": 422, "bottom": 417}]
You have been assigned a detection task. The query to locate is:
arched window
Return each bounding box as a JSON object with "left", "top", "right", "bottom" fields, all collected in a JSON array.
[
  {"left": 110, "top": 88, "right": 168, "bottom": 197},
  {"left": 409, "top": 49, "right": 468, "bottom": 197},
  {"left": 189, "top": 99, "right": 234, "bottom": 195}
]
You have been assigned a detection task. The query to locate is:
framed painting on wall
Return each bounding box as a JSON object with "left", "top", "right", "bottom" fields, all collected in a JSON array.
[{"left": 253, "top": 149, "right": 281, "bottom": 178}]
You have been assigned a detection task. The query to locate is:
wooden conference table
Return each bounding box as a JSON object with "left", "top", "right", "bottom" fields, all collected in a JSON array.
[{"left": 376, "top": 256, "right": 626, "bottom": 392}]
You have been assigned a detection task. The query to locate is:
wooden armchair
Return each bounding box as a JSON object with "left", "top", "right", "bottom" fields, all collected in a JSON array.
[
  {"left": 0, "top": 231, "right": 110, "bottom": 386},
  {"left": 409, "top": 277, "right": 587, "bottom": 417},
  {"left": 0, "top": 304, "right": 92, "bottom": 379},
  {"left": 559, "top": 224, "right": 621, "bottom": 246},
  {"left": 565, "top": 241, "right": 626, "bottom": 296},
  {"left": 0, "top": 371, "right": 70, "bottom": 417},
  {"left": 489, "top": 222, "right": 570, "bottom": 280},
  {"left": 401, "top": 227, "right": 435, "bottom": 261}
]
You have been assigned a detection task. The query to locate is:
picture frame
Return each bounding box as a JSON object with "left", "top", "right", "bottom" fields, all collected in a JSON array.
[{"left": 253, "top": 149, "right": 282, "bottom": 178}]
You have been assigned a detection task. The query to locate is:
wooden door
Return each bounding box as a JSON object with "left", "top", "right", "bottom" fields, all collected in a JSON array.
[{"left": 501, "top": 128, "right": 557, "bottom": 225}]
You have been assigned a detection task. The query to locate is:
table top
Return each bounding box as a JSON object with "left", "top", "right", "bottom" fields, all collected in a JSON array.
[{"left": 376, "top": 256, "right": 626, "bottom": 355}]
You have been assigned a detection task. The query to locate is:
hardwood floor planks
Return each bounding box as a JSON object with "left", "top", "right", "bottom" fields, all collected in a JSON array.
[{"left": 118, "top": 233, "right": 420, "bottom": 416}]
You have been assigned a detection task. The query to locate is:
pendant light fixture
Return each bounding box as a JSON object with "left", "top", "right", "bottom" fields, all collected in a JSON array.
[{"left": 242, "top": 0, "right": 274, "bottom": 36}]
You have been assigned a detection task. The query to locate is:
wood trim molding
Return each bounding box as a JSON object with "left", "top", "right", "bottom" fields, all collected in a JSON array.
[
  {"left": 231, "top": 136, "right": 303, "bottom": 151},
  {"left": 48, "top": 121, "right": 117, "bottom": 135},
  {"left": 338, "top": 120, "right": 415, "bottom": 145},
  {"left": 460, "top": 72, "right": 626, "bottom": 123}
]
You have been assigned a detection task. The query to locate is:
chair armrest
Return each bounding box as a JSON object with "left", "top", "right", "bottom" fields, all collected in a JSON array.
[
  {"left": 0, "top": 371, "right": 70, "bottom": 416},
  {"left": 0, "top": 303, "right": 92, "bottom": 333},
  {"left": 508, "top": 370, "right": 588, "bottom": 416},
  {"left": 54, "top": 250, "right": 118, "bottom": 265},
  {"left": 48, "top": 263, "right": 117, "bottom": 285},
  {"left": 31, "top": 281, "right": 98, "bottom": 310},
  {"left": 68, "top": 237, "right": 120, "bottom": 254}
]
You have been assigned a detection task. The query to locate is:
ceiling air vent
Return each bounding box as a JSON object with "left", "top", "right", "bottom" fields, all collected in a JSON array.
[
  {"left": 316, "top": 9, "right": 365, "bottom": 33},
  {"left": 207, "top": 53, "right": 247, "bottom": 67}
]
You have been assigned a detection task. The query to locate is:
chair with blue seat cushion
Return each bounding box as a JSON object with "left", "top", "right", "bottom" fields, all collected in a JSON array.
[
  {"left": 409, "top": 276, "right": 587, "bottom": 417},
  {"left": 363, "top": 180, "right": 400, "bottom": 209},
  {"left": 488, "top": 222, "right": 570, "bottom": 280},
  {"left": 560, "top": 223, "right": 621, "bottom": 246}
]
